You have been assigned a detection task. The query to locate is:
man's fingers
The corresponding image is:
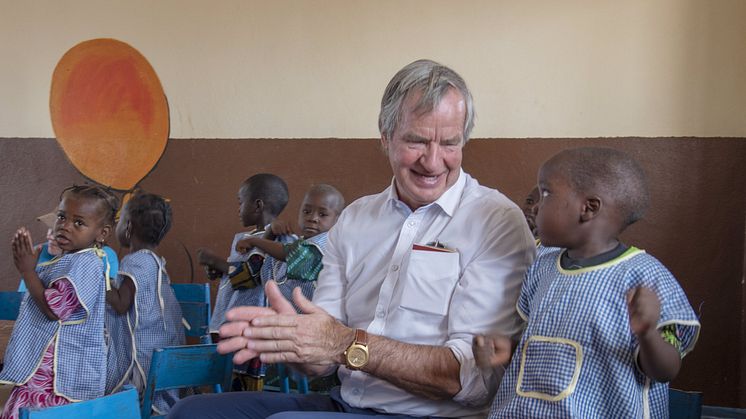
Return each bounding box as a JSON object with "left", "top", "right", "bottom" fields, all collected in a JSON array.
[
  {"left": 292, "top": 287, "right": 323, "bottom": 315},
  {"left": 225, "top": 305, "right": 276, "bottom": 322},
  {"left": 218, "top": 320, "right": 251, "bottom": 339},
  {"left": 265, "top": 281, "right": 297, "bottom": 315},
  {"left": 217, "top": 336, "right": 254, "bottom": 356}
]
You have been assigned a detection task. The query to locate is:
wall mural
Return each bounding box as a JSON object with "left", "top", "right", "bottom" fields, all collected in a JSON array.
[{"left": 49, "top": 38, "right": 169, "bottom": 191}]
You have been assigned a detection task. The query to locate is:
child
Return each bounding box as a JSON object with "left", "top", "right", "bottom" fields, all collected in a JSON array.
[
  {"left": 0, "top": 185, "right": 118, "bottom": 419},
  {"left": 198, "top": 173, "right": 289, "bottom": 336},
  {"left": 105, "top": 191, "right": 184, "bottom": 415},
  {"left": 519, "top": 186, "right": 539, "bottom": 240},
  {"left": 236, "top": 183, "right": 345, "bottom": 305},
  {"left": 197, "top": 174, "right": 288, "bottom": 391},
  {"left": 233, "top": 183, "right": 344, "bottom": 391},
  {"left": 477, "top": 148, "right": 700, "bottom": 418},
  {"left": 17, "top": 212, "right": 118, "bottom": 292}
]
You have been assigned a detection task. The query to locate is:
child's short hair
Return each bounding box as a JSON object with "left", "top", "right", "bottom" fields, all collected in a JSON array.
[
  {"left": 243, "top": 174, "right": 289, "bottom": 217},
  {"left": 126, "top": 191, "right": 172, "bottom": 246},
  {"left": 550, "top": 147, "right": 649, "bottom": 227},
  {"left": 60, "top": 184, "right": 119, "bottom": 225},
  {"left": 306, "top": 184, "right": 345, "bottom": 214}
]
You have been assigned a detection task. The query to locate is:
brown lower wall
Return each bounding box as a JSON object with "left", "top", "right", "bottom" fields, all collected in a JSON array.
[{"left": 1, "top": 137, "right": 744, "bottom": 407}]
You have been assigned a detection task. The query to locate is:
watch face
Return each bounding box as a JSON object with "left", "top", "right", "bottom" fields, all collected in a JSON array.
[{"left": 347, "top": 346, "right": 368, "bottom": 367}]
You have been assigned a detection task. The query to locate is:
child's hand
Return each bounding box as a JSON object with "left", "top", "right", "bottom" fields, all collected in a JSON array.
[
  {"left": 269, "top": 220, "right": 295, "bottom": 237},
  {"left": 197, "top": 248, "right": 224, "bottom": 279},
  {"left": 235, "top": 237, "right": 256, "bottom": 254},
  {"left": 473, "top": 334, "right": 512, "bottom": 369},
  {"left": 627, "top": 287, "right": 661, "bottom": 338},
  {"left": 12, "top": 227, "right": 39, "bottom": 275}
]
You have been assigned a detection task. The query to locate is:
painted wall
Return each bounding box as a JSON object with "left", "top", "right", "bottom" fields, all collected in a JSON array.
[{"left": 1, "top": 0, "right": 745, "bottom": 139}]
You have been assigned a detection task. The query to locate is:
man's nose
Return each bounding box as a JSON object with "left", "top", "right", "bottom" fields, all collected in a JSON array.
[{"left": 420, "top": 143, "right": 442, "bottom": 170}]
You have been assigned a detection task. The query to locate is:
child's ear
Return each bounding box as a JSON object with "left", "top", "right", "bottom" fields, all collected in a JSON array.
[
  {"left": 98, "top": 223, "right": 113, "bottom": 243},
  {"left": 254, "top": 199, "right": 265, "bottom": 213},
  {"left": 580, "top": 196, "right": 602, "bottom": 222}
]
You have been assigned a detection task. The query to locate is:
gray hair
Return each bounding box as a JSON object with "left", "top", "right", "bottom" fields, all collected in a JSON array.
[{"left": 378, "top": 59, "right": 475, "bottom": 143}]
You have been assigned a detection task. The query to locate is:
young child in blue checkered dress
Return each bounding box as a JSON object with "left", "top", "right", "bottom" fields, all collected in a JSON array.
[
  {"left": 1, "top": 185, "right": 119, "bottom": 419},
  {"left": 105, "top": 191, "right": 184, "bottom": 416},
  {"left": 476, "top": 148, "right": 700, "bottom": 418},
  {"left": 232, "top": 184, "right": 344, "bottom": 389},
  {"left": 235, "top": 184, "right": 345, "bottom": 305},
  {"left": 197, "top": 173, "right": 289, "bottom": 390}
]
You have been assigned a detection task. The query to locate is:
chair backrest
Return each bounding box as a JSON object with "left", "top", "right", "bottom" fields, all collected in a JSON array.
[
  {"left": 19, "top": 384, "right": 139, "bottom": 419},
  {"left": 0, "top": 291, "right": 24, "bottom": 321},
  {"left": 670, "top": 388, "right": 703, "bottom": 419},
  {"left": 141, "top": 344, "right": 233, "bottom": 419},
  {"left": 171, "top": 283, "right": 211, "bottom": 341}
]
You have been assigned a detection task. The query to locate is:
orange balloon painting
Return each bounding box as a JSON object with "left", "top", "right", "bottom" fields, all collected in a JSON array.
[{"left": 50, "top": 38, "right": 169, "bottom": 190}]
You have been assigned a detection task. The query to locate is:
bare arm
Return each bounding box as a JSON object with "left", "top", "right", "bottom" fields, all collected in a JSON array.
[
  {"left": 12, "top": 228, "right": 56, "bottom": 320},
  {"left": 106, "top": 275, "right": 135, "bottom": 314},
  {"left": 197, "top": 248, "right": 229, "bottom": 278},
  {"left": 235, "top": 236, "right": 288, "bottom": 261},
  {"left": 628, "top": 287, "right": 681, "bottom": 382}
]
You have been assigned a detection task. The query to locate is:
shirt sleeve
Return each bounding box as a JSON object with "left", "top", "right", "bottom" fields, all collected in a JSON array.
[
  {"left": 284, "top": 240, "right": 324, "bottom": 281},
  {"left": 44, "top": 278, "right": 81, "bottom": 321},
  {"left": 449, "top": 206, "right": 536, "bottom": 407}
]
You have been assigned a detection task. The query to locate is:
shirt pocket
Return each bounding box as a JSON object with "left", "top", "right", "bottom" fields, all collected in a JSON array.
[
  {"left": 516, "top": 335, "right": 583, "bottom": 401},
  {"left": 400, "top": 249, "right": 460, "bottom": 316}
]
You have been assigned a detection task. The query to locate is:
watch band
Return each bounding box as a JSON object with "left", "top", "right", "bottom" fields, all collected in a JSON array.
[{"left": 354, "top": 328, "right": 368, "bottom": 346}]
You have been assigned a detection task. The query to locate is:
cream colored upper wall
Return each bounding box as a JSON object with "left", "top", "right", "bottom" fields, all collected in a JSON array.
[{"left": 1, "top": 0, "right": 745, "bottom": 139}]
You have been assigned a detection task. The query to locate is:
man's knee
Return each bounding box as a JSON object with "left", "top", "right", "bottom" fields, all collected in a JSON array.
[{"left": 167, "top": 394, "right": 214, "bottom": 418}]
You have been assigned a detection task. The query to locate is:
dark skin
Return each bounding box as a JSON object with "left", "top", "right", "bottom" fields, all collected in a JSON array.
[
  {"left": 475, "top": 158, "right": 681, "bottom": 382},
  {"left": 12, "top": 198, "right": 112, "bottom": 321},
  {"left": 197, "top": 194, "right": 276, "bottom": 279},
  {"left": 535, "top": 159, "right": 681, "bottom": 382},
  {"left": 105, "top": 208, "right": 139, "bottom": 314}
]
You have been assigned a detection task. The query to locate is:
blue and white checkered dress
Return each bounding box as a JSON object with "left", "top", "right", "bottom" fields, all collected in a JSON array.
[
  {"left": 0, "top": 248, "right": 108, "bottom": 401},
  {"left": 489, "top": 247, "right": 700, "bottom": 419},
  {"left": 209, "top": 230, "right": 265, "bottom": 333},
  {"left": 107, "top": 250, "right": 185, "bottom": 414},
  {"left": 260, "top": 233, "right": 327, "bottom": 312}
]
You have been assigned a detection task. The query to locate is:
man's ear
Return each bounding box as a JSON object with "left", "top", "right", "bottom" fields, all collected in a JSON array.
[
  {"left": 380, "top": 135, "right": 389, "bottom": 154},
  {"left": 580, "top": 196, "right": 602, "bottom": 222}
]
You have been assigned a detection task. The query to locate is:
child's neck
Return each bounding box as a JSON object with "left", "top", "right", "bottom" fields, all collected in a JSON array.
[{"left": 565, "top": 238, "right": 620, "bottom": 260}]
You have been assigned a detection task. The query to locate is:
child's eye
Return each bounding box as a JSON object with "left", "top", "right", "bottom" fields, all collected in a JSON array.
[
  {"left": 74, "top": 220, "right": 84, "bottom": 227},
  {"left": 320, "top": 212, "right": 328, "bottom": 217},
  {"left": 541, "top": 190, "right": 550, "bottom": 198}
]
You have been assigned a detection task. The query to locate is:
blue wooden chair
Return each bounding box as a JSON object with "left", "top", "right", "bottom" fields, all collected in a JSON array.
[
  {"left": 0, "top": 291, "right": 24, "bottom": 321},
  {"left": 171, "top": 283, "right": 211, "bottom": 343},
  {"left": 141, "top": 344, "right": 233, "bottom": 419},
  {"left": 276, "top": 363, "right": 309, "bottom": 394},
  {"left": 669, "top": 388, "right": 703, "bottom": 419},
  {"left": 19, "top": 384, "right": 139, "bottom": 419},
  {"left": 702, "top": 405, "right": 746, "bottom": 418}
]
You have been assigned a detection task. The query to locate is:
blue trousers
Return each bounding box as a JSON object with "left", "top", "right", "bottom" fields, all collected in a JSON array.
[{"left": 167, "top": 387, "right": 439, "bottom": 419}]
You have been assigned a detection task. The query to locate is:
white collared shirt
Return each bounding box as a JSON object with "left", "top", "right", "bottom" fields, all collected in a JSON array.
[{"left": 314, "top": 170, "right": 536, "bottom": 418}]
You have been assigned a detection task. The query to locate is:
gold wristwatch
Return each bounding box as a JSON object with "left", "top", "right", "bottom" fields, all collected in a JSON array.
[{"left": 344, "top": 328, "right": 369, "bottom": 370}]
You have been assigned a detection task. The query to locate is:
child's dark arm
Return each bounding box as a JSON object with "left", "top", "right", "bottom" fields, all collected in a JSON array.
[
  {"left": 627, "top": 287, "right": 681, "bottom": 382},
  {"left": 106, "top": 276, "right": 135, "bottom": 314},
  {"left": 236, "top": 237, "right": 288, "bottom": 261},
  {"left": 12, "top": 228, "right": 57, "bottom": 320},
  {"left": 197, "top": 248, "right": 229, "bottom": 278}
]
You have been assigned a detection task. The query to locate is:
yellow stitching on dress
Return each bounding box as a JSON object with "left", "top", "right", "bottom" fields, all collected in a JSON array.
[
  {"left": 556, "top": 247, "right": 643, "bottom": 276},
  {"left": 516, "top": 335, "right": 583, "bottom": 402}
]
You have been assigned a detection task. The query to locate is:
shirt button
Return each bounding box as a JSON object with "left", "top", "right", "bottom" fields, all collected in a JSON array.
[
  {"left": 408, "top": 221, "right": 416, "bottom": 227},
  {"left": 352, "top": 388, "right": 361, "bottom": 395},
  {"left": 377, "top": 310, "right": 385, "bottom": 318},
  {"left": 391, "top": 265, "right": 399, "bottom": 271}
]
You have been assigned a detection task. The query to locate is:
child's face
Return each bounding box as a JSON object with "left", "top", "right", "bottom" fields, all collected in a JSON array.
[
  {"left": 238, "top": 184, "right": 259, "bottom": 228},
  {"left": 520, "top": 186, "right": 540, "bottom": 236},
  {"left": 115, "top": 203, "right": 131, "bottom": 247},
  {"left": 535, "top": 164, "right": 584, "bottom": 248},
  {"left": 54, "top": 195, "right": 110, "bottom": 253},
  {"left": 298, "top": 191, "right": 340, "bottom": 238}
]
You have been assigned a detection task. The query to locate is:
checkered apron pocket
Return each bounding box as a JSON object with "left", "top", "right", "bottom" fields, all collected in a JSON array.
[{"left": 516, "top": 335, "right": 583, "bottom": 401}]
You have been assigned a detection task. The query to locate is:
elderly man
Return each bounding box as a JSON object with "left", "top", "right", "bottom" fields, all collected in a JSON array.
[{"left": 169, "top": 59, "right": 535, "bottom": 419}]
